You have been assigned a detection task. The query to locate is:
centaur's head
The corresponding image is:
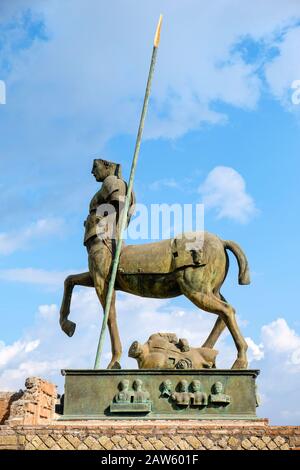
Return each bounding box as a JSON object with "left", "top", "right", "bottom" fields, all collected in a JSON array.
[{"left": 91, "top": 158, "right": 122, "bottom": 182}]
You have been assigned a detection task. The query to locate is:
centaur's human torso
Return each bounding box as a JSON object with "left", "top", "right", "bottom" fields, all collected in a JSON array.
[
  {"left": 84, "top": 161, "right": 135, "bottom": 282},
  {"left": 84, "top": 174, "right": 128, "bottom": 246}
]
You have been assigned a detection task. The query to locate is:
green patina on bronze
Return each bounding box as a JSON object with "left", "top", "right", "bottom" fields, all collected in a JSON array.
[
  {"left": 60, "top": 369, "right": 260, "bottom": 420},
  {"left": 129, "top": 332, "right": 218, "bottom": 369}
]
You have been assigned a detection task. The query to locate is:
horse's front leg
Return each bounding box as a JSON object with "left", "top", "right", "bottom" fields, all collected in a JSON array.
[{"left": 60, "top": 272, "right": 94, "bottom": 337}]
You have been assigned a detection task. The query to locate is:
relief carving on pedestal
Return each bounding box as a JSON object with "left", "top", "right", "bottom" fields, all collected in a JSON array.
[
  {"left": 110, "top": 379, "right": 152, "bottom": 413},
  {"left": 160, "top": 380, "right": 231, "bottom": 409}
]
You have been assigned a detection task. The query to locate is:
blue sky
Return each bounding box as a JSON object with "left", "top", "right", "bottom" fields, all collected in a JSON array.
[{"left": 0, "top": 0, "right": 300, "bottom": 425}]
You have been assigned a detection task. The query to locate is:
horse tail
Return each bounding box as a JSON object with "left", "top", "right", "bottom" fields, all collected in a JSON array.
[{"left": 223, "top": 240, "right": 250, "bottom": 285}]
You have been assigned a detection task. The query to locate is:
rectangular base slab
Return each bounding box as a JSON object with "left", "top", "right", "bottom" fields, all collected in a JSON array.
[{"left": 60, "top": 369, "right": 260, "bottom": 420}]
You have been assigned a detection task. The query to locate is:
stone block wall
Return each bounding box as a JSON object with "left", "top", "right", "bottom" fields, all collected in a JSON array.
[
  {"left": 0, "top": 420, "right": 300, "bottom": 450},
  {"left": 0, "top": 392, "right": 22, "bottom": 424}
]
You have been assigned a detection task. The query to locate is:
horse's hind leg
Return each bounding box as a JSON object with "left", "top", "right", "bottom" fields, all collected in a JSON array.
[
  {"left": 60, "top": 272, "right": 94, "bottom": 337},
  {"left": 177, "top": 276, "right": 248, "bottom": 369},
  {"left": 201, "top": 294, "right": 227, "bottom": 349}
]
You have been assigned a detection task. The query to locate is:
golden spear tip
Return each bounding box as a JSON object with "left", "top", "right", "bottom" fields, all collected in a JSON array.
[{"left": 154, "top": 14, "right": 163, "bottom": 47}]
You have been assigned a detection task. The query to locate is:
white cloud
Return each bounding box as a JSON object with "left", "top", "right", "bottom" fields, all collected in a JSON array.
[
  {"left": 245, "top": 337, "right": 264, "bottom": 361},
  {"left": 199, "top": 166, "right": 257, "bottom": 223},
  {"left": 0, "top": 0, "right": 299, "bottom": 155},
  {"left": 0, "top": 268, "right": 77, "bottom": 288},
  {"left": 0, "top": 339, "right": 39, "bottom": 367},
  {"left": 149, "top": 178, "right": 181, "bottom": 191},
  {"left": 245, "top": 317, "right": 300, "bottom": 424},
  {"left": 38, "top": 304, "right": 58, "bottom": 319},
  {"left": 0, "top": 79, "right": 5, "bottom": 104},
  {"left": 0, "top": 1, "right": 299, "bottom": 226},
  {"left": 261, "top": 318, "right": 300, "bottom": 366},
  {"left": 0, "top": 218, "right": 65, "bottom": 255},
  {"left": 24, "top": 340, "right": 40, "bottom": 353},
  {"left": 265, "top": 26, "right": 300, "bottom": 109}
]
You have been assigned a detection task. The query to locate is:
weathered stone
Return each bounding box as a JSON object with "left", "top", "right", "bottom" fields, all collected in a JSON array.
[
  {"left": 84, "top": 435, "right": 102, "bottom": 450},
  {"left": 101, "top": 438, "right": 115, "bottom": 450},
  {"left": 18, "top": 435, "right": 26, "bottom": 446},
  {"left": 228, "top": 436, "right": 240, "bottom": 448},
  {"left": 255, "top": 439, "right": 266, "bottom": 450},
  {"left": 31, "top": 435, "right": 43, "bottom": 449},
  {"left": 152, "top": 439, "right": 165, "bottom": 450},
  {"left": 45, "top": 436, "right": 58, "bottom": 449},
  {"left": 0, "top": 435, "right": 18, "bottom": 446},
  {"left": 65, "top": 434, "right": 82, "bottom": 449},
  {"left": 54, "top": 443, "right": 64, "bottom": 450},
  {"left": 0, "top": 419, "right": 299, "bottom": 452},
  {"left": 118, "top": 438, "right": 129, "bottom": 448},
  {"left": 98, "top": 435, "right": 109, "bottom": 446},
  {"left": 267, "top": 440, "right": 277, "bottom": 450},
  {"left": 77, "top": 443, "right": 89, "bottom": 450},
  {"left": 57, "top": 435, "right": 74, "bottom": 450},
  {"left": 6, "top": 377, "right": 56, "bottom": 426},
  {"left": 160, "top": 435, "right": 176, "bottom": 449},
  {"left": 0, "top": 391, "right": 23, "bottom": 425},
  {"left": 145, "top": 439, "right": 156, "bottom": 450},
  {"left": 186, "top": 435, "right": 201, "bottom": 449},
  {"left": 290, "top": 436, "right": 300, "bottom": 447},
  {"left": 37, "top": 442, "right": 49, "bottom": 450},
  {"left": 241, "top": 439, "right": 252, "bottom": 450},
  {"left": 200, "top": 437, "right": 214, "bottom": 449},
  {"left": 25, "top": 442, "right": 36, "bottom": 450},
  {"left": 174, "top": 437, "right": 191, "bottom": 450},
  {"left": 218, "top": 437, "right": 228, "bottom": 449},
  {"left": 280, "top": 443, "right": 290, "bottom": 450},
  {"left": 274, "top": 436, "right": 285, "bottom": 446}
]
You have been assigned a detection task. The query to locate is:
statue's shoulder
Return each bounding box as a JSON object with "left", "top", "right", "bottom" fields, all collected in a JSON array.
[
  {"left": 102, "top": 175, "right": 126, "bottom": 199},
  {"left": 104, "top": 174, "right": 118, "bottom": 184}
]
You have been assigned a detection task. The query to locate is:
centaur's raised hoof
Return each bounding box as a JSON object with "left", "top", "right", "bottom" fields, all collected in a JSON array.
[
  {"left": 60, "top": 319, "right": 76, "bottom": 337},
  {"left": 231, "top": 358, "right": 248, "bottom": 370}
]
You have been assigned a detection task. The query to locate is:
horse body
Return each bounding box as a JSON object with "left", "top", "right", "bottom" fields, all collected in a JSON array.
[
  {"left": 115, "top": 232, "right": 227, "bottom": 298},
  {"left": 59, "top": 231, "right": 250, "bottom": 369}
]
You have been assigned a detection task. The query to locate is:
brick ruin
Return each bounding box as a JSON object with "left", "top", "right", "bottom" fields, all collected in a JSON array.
[
  {"left": 0, "top": 377, "right": 57, "bottom": 427},
  {"left": 0, "top": 377, "right": 299, "bottom": 450}
]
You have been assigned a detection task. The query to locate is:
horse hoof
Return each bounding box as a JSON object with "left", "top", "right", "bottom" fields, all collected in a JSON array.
[
  {"left": 61, "top": 320, "right": 76, "bottom": 337},
  {"left": 231, "top": 358, "right": 248, "bottom": 369},
  {"left": 107, "top": 361, "right": 121, "bottom": 370}
]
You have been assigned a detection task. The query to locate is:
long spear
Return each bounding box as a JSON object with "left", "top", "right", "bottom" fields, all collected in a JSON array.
[{"left": 94, "top": 15, "right": 163, "bottom": 369}]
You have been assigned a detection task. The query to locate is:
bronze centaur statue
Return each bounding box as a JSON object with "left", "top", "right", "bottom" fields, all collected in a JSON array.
[{"left": 59, "top": 159, "right": 250, "bottom": 370}]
